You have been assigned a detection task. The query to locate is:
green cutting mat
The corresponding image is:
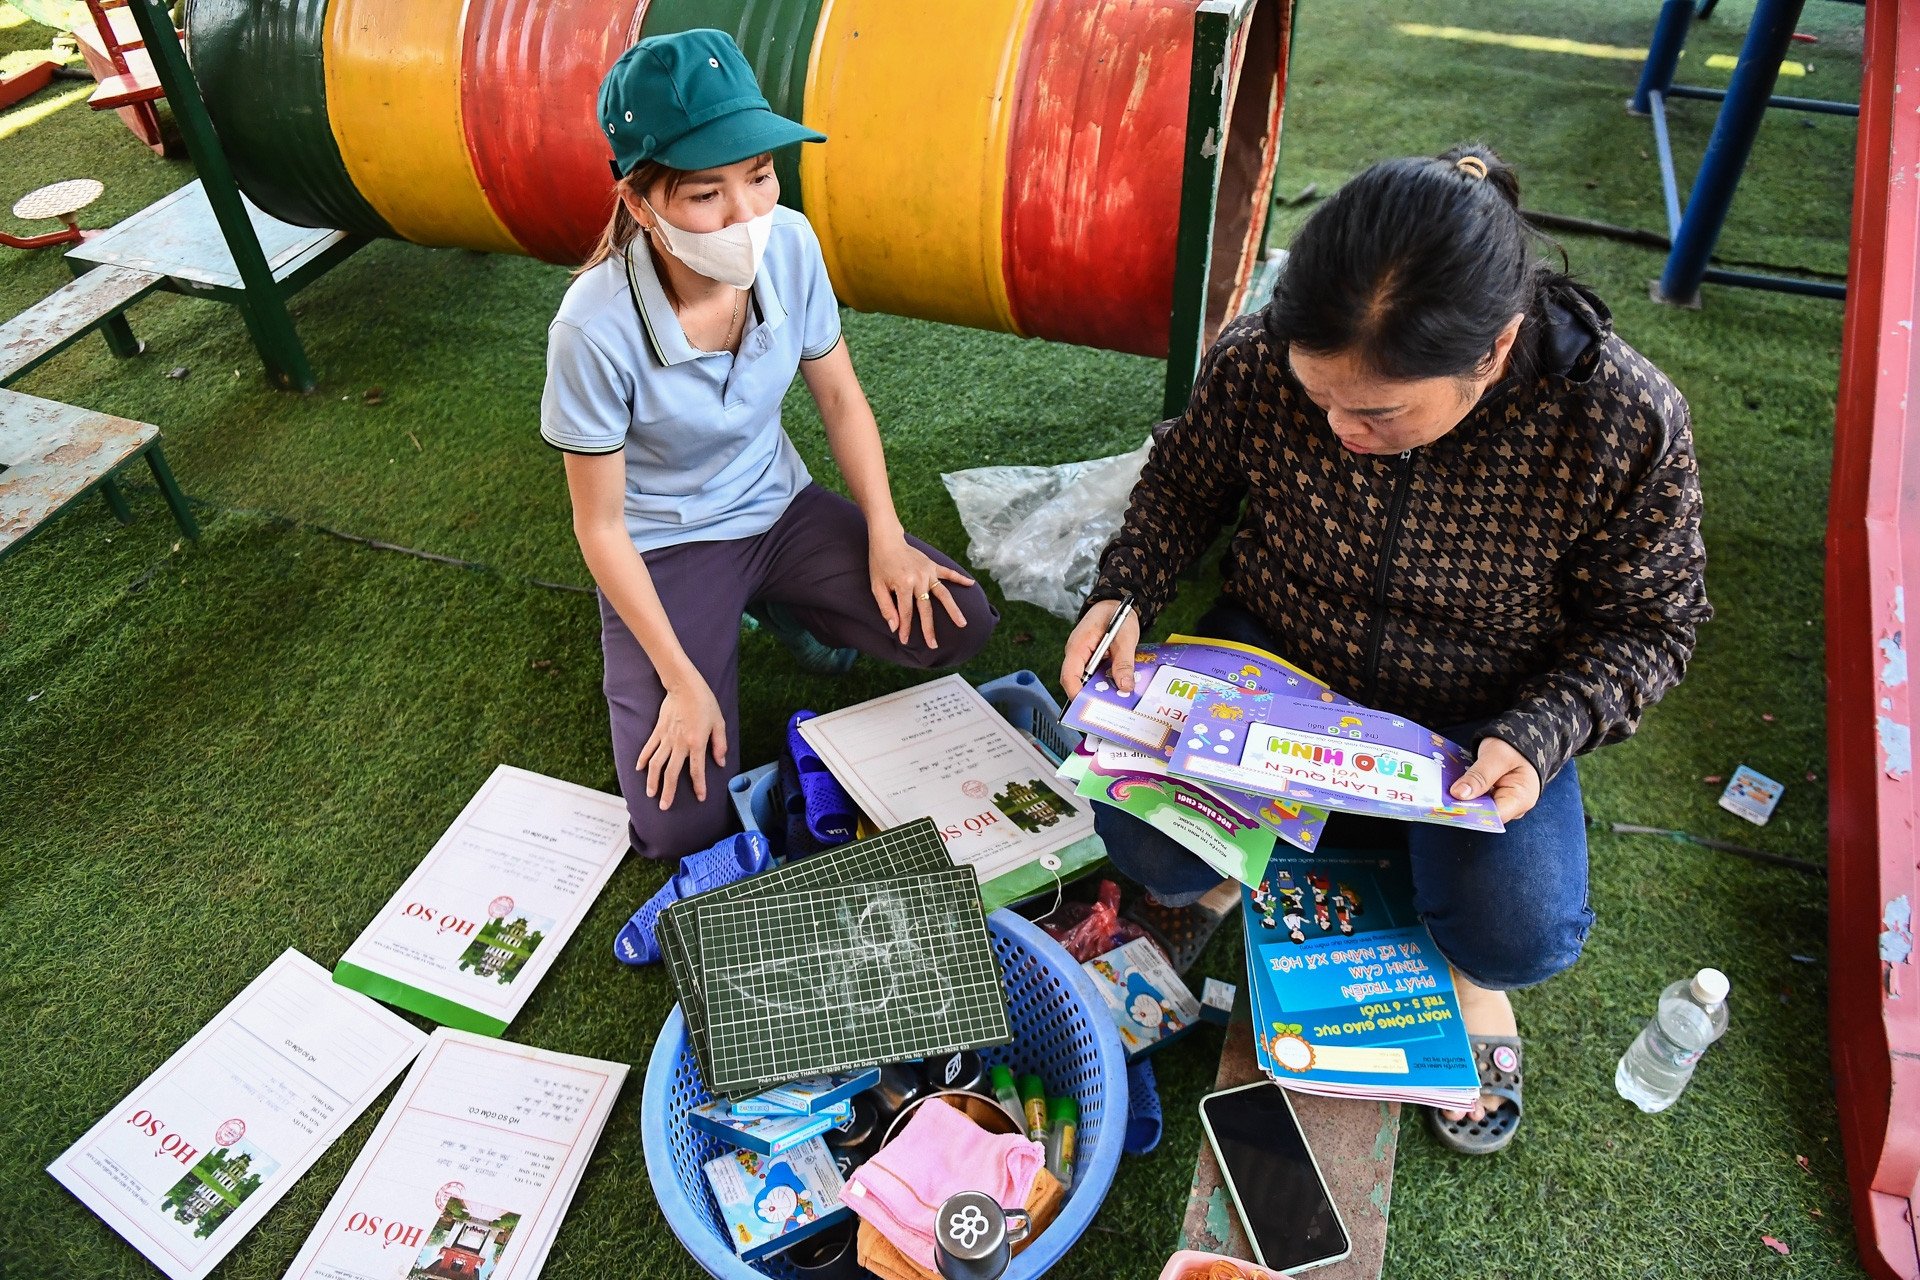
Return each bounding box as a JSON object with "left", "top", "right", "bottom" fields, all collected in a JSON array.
[
  {"left": 659, "top": 818, "right": 956, "bottom": 1083},
  {"left": 696, "top": 866, "right": 1013, "bottom": 1097}
]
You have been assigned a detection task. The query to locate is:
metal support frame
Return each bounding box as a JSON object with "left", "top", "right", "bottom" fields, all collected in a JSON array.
[
  {"left": 1630, "top": 0, "right": 1859, "bottom": 305},
  {"left": 122, "top": 0, "right": 321, "bottom": 390},
  {"left": 1163, "top": 0, "right": 1285, "bottom": 420}
]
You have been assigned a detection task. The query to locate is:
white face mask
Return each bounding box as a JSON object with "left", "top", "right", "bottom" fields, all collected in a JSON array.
[{"left": 643, "top": 199, "right": 772, "bottom": 289}]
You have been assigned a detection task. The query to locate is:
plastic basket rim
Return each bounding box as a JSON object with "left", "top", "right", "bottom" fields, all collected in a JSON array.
[{"left": 640, "top": 907, "right": 1129, "bottom": 1280}]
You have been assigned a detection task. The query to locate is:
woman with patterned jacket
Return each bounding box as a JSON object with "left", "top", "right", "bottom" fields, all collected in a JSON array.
[{"left": 1061, "top": 144, "right": 1710, "bottom": 1154}]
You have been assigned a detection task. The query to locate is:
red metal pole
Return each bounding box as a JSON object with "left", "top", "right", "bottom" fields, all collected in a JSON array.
[{"left": 1825, "top": 0, "right": 1920, "bottom": 1275}]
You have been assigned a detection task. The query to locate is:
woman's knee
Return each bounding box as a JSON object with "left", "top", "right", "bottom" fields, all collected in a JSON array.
[
  {"left": 903, "top": 585, "right": 999, "bottom": 670},
  {"left": 1425, "top": 896, "right": 1593, "bottom": 990}
]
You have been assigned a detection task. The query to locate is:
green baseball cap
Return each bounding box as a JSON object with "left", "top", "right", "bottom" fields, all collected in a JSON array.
[{"left": 598, "top": 29, "right": 825, "bottom": 179}]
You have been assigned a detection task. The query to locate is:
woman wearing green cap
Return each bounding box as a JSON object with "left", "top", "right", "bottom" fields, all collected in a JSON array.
[{"left": 542, "top": 29, "right": 998, "bottom": 861}]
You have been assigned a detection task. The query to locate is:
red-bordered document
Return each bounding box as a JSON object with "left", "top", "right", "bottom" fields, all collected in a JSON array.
[
  {"left": 46, "top": 950, "right": 427, "bottom": 1280},
  {"left": 280, "top": 1028, "right": 626, "bottom": 1280}
]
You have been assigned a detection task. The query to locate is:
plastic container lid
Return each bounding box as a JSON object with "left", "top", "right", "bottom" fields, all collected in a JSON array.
[
  {"left": 1049, "top": 1095, "right": 1079, "bottom": 1124},
  {"left": 1692, "top": 967, "right": 1730, "bottom": 1006}
]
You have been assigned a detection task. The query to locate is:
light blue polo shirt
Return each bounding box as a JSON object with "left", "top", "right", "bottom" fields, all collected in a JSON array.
[{"left": 540, "top": 206, "right": 842, "bottom": 552}]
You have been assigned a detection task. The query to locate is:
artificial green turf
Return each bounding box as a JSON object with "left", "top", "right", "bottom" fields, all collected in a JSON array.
[{"left": 0, "top": 0, "right": 1865, "bottom": 1276}]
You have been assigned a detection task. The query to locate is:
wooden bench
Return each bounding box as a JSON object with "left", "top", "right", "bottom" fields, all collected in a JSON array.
[
  {"left": 0, "top": 387, "right": 198, "bottom": 563},
  {"left": 0, "top": 263, "right": 161, "bottom": 388}
]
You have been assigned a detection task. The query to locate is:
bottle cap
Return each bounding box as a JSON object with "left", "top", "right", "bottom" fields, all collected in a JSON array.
[
  {"left": 1048, "top": 1095, "right": 1078, "bottom": 1124},
  {"left": 1692, "top": 967, "right": 1730, "bottom": 1006},
  {"left": 989, "top": 1064, "right": 1016, "bottom": 1091},
  {"left": 1017, "top": 1073, "right": 1045, "bottom": 1102}
]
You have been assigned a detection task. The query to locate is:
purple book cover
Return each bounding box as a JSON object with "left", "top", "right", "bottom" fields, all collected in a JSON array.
[
  {"left": 1061, "top": 636, "right": 1332, "bottom": 849},
  {"left": 1170, "top": 690, "right": 1505, "bottom": 833}
]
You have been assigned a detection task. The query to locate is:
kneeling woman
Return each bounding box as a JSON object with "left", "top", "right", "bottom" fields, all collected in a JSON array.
[
  {"left": 1063, "top": 146, "right": 1710, "bottom": 1153},
  {"left": 545, "top": 31, "right": 996, "bottom": 860}
]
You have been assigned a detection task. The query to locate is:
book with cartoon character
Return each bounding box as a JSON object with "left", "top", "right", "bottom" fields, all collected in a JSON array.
[
  {"left": 1172, "top": 691, "right": 1505, "bottom": 833},
  {"left": 1059, "top": 636, "right": 1332, "bottom": 857},
  {"left": 704, "top": 1138, "right": 850, "bottom": 1261},
  {"left": 1081, "top": 937, "right": 1203, "bottom": 1059},
  {"left": 1243, "top": 849, "right": 1479, "bottom": 1109},
  {"left": 689, "top": 1097, "right": 853, "bottom": 1156}
]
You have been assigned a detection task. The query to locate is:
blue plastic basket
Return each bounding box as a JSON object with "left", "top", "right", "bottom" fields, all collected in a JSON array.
[{"left": 640, "top": 909, "right": 1128, "bottom": 1279}]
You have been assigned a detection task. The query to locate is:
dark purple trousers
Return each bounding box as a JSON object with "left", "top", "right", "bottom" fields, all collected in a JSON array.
[{"left": 599, "top": 483, "right": 998, "bottom": 861}]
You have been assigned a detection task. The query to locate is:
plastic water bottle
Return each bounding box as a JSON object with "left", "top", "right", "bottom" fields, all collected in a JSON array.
[{"left": 1615, "top": 967, "right": 1731, "bottom": 1113}]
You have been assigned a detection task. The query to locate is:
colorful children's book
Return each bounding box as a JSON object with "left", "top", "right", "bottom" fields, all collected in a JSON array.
[
  {"left": 1173, "top": 691, "right": 1504, "bottom": 833},
  {"left": 689, "top": 1098, "right": 852, "bottom": 1156},
  {"left": 1060, "top": 636, "right": 1331, "bottom": 852},
  {"left": 1082, "top": 938, "right": 1203, "bottom": 1060},
  {"left": 1242, "top": 849, "right": 1479, "bottom": 1109},
  {"left": 704, "top": 1138, "right": 851, "bottom": 1262},
  {"left": 1060, "top": 742, "right": 1277, "bottom": 886},
  {"left": 732, "top": 1069, "right": 882, "bottom": 1118}
]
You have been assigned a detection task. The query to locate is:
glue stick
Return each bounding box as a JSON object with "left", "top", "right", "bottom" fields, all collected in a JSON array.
[
  {"left": 989, "top": 1065, "right": 1025, "bottom": 1131},
  {"left": 1017, "top": 1073, "right": 1048, "bottom": 1143},
  {"left": 1045, "top": 1096, "right": 1078, "bottom": 1187}
]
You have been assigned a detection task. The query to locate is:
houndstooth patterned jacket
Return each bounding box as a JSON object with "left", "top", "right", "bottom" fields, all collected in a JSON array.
[{"left": 1089, "top": 283, "right": 1710, "bottom": 785}]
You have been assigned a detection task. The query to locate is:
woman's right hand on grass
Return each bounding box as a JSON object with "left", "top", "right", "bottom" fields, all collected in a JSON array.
[
  {"left": 638, "top": 676, "right": 728, "bottom": 809},
  {"left": 1061, "top": 598, "right": 1142, "bottom": 700}
]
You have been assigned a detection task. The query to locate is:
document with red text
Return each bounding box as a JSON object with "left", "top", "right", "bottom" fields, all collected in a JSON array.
[
  {"left": 280, "top": 1028, "right": 625, "bottom": 1280},
  {"left": 333, "top": 766, "right": 630, "bottom": 1035},
  {"left": 47, "top": 950, "right": 427, "bottom": 1280}
]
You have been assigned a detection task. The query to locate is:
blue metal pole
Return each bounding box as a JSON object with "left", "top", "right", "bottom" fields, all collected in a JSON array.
[
  {"left": 1657, "top": 0, "right": 1806, "bottom": 305},
  {"left": 1631, "top": 0, "right": 1696, "bottom": 116}
]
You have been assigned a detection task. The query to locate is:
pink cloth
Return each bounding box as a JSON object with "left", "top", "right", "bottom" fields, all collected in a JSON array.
[{"left": 842, "top": 1097, "right": 1045, "bottom": 1270}]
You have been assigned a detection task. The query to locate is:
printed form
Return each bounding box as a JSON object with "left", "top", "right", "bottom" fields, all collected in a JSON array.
[
  {"left": 47, "top": 950, "right": 427, "bottom": 1280},
  {"left": 334, "top": 765, "right": 630, "bottom": 1034},
  {"left": 281, "top": 1029, "right": 625, "bottom": 1280}
]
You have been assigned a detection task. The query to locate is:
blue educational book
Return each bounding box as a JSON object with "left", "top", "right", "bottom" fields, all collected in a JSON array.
[
  {"left": 732, "top": 1068, "right": 881, "bottom": 1117},
  {"left": 704, "top": 1138, "right": 852, "bottom": 1262},
  {"left": 689, "top": 1097, "right": 853, "bottom": 1156},
  {"left": 1242, "top": 849, "right": 1480, "bottom": 1109}
]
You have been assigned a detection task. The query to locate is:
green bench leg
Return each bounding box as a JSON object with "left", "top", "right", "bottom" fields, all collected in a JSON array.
[
  {"left": 100, "top": 474, "right": 134, "bottom": 523},
  {"left": 145, "top": 444, "right": 200, "bottom": 541},
  {"left": 65, "top": 260, "right": 148, "bottom": 361}
]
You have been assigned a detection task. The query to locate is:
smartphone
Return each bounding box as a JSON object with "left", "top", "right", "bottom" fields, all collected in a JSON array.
[{"left": 1198, "top": 1082, "right": 1351, "bottom": 1274}]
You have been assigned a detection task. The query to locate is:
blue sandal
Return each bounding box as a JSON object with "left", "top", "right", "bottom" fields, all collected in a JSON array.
[
  {"left": 613, "top": 831, "right": 773, "bottom": 965},
  {"left": 787, "top": 711, "right": 858, "bottom": 845}
]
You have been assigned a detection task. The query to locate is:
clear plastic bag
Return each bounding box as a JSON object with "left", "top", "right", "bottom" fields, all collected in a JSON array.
[{"left": 941, "top": 438, "right": 1152, "bottom": 620}]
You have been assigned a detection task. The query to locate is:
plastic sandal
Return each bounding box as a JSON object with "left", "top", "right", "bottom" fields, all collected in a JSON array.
[
  {"left": 745, "top": 600, "right": 859, "bottom": 677},
  {"left": 787, "top": 711, "right": 858, "bottom": 844},
  {"left": 1426, "top": 1034, "right": 1524, "bottom": 1155},
  {"left": 777, "top": 749, "right": 825, "bottom": 861},
  {"left": 1125, "top": 1058, "right": 1163, "bottom": 1154},
  {"left": 613, "top": 831, "right": 774, "bottom": 965}
]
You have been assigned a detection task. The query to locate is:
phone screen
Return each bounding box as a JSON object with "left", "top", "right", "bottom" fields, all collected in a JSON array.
[{"left": 1200, "top": 1084, "right": 1349, "bottom": 1272}]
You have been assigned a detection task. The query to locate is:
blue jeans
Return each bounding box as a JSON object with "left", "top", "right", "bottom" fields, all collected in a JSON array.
[{"left": 1096, "top": 599, "right": 1595, "bottom": 991}]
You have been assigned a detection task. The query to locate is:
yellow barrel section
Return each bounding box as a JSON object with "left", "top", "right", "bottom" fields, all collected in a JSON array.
[
  {"left": 799, "top": 0, "right": 1037, "bottom": 335},
  {"left": 322, "top": 0, "right": 525, "bottom": 254}
]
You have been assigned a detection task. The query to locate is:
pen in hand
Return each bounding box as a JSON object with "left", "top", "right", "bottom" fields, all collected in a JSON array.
[{"left": 1080, "top": 593, "right": 1137, "bottom": 684}]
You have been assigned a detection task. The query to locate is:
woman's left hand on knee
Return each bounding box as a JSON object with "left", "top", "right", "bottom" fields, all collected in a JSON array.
[
  {"left": 1451, "top": 736, "right": 1542, "bottom": 823},
  {"left": 869, "top": 533, "right": 976, "bottom": 648}
]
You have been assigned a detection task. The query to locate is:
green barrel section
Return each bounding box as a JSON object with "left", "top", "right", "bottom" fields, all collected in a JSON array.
[{"left": 184, "top": 0, "right": 393, "bottom": 237}]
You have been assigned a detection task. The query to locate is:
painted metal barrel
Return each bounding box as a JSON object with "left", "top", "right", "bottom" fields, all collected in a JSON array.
[{"left": 184, "top": 0, "right": 1288, "bottom": 357}]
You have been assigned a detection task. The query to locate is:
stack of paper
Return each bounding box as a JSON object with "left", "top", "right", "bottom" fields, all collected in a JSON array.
[
  {"left": 282, "top": 1028, "right": 627, "bottom": 1280},
  {"left": 1240, "top": 849, "right": 1480, "bottom": 1109},
  {"left": 333, "top": 765, "right": 631, "bottom": 1035},
  {"left": 47, "top": 951, "right": 428, "bottom": 1280}
]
